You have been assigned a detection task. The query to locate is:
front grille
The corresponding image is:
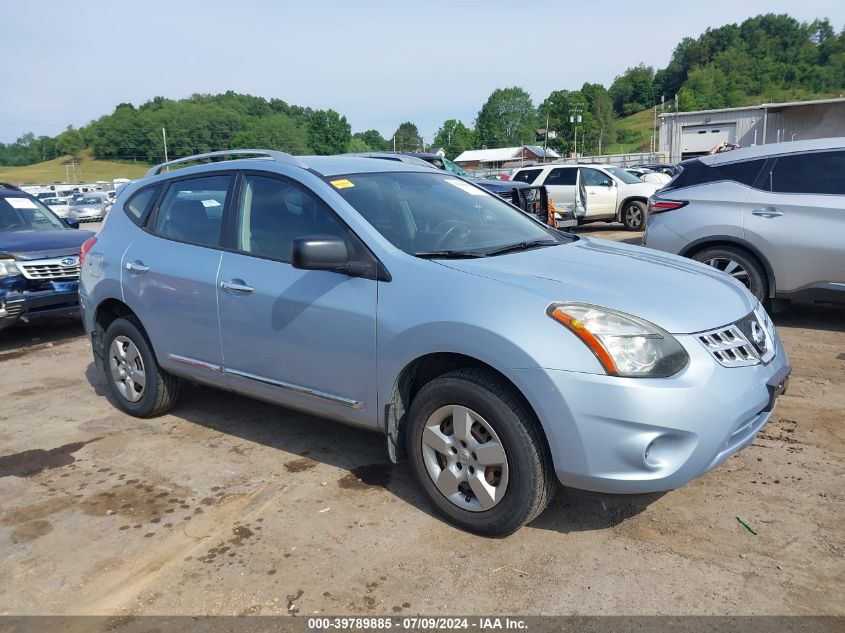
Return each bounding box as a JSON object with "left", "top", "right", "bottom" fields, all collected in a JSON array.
[
  {"left": 1, "top": 301, "right": 23, "bottom": 319},
  {"left": 697, "top": 308, "right": 776, "bottom": 367},
  {"left": 18, "top": 257, "right": 80, "bottom": 280}
]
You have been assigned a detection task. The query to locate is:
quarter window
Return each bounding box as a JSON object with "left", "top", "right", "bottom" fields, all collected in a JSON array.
[
  {"left": 719, "top": 159, "right": 766, "bottom": 187},
  {"left": 154, "top": 175, "right": 229, "bottom": 247},
  {"left": 544, "top": 168, "right": 577, "bottom": 186},
  {"left": 237, "top": 174, "right": 349, "bottom": 261},
  {"left": 768, "top": 151, "right": 845, "bottom": 195},
  {"left": 124, "top": 186, "right": 160, "bottom": 224}
]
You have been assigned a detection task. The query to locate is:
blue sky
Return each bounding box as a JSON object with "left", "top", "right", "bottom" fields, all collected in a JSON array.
[{"left": 2, "top": 0, "right": 844, "bottom": 144}]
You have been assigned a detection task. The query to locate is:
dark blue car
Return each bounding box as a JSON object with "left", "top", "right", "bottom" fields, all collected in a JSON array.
[{"left": 0, "top": 183, "right": 94, "bottom": 331}]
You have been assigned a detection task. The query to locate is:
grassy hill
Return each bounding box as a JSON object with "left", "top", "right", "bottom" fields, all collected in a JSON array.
[
  {"left": 0, "top": 150, "right": 149, "bottom": 185},
  {"left": 614, "top": 109, "right": 657, "bottom": 154}
]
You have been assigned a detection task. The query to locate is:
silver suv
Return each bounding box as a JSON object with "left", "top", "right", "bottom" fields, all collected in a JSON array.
[
  {"left": 645, "top": 138, "right": 845, "bottom": 303},
  {"left": 80, "top": 150, "right": 790, "bottom": 536}
]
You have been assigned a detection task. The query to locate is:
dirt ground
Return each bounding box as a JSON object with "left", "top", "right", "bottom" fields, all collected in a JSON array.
[{"left": 0, "top": 223, "right": 842, "bottom": 616}]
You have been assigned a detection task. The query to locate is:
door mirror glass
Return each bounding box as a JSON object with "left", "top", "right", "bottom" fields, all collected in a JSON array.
[
  {"left": 64, "top": 217, "right": 80, "bottom": 229},
  {"left": 292, "top": 237, "right": 350, "bottom": 272}
]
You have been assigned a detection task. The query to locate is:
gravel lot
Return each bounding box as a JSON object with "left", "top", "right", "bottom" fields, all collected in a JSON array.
[{"left": 0, "top": 222, "right": 842, "bottom": 616}]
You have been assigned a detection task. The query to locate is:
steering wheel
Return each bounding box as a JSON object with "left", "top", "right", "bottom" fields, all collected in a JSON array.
[{"left": 433, "top": 220, "right": 472, "bottom": 249}]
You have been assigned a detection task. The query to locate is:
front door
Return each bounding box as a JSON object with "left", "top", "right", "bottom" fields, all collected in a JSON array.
[
  {"left": 579, "top": 168, "right": 617, "bottom": 219},
  {"left": 217, "top": 172, "right": 378, "bottom": 427},
  {"left": 121, "top": 173, "right": 233, "bottom": 387}
]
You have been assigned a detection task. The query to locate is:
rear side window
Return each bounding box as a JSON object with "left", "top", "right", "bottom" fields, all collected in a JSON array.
[
  {"left": 719, "top": 159, "right": 766, "bottom": 187},
  {"left": 513, "top": 169, "right": 541, "bottom": 184},
  {"left": 544, "top": 168, "right": 577, "bottom": 186},
  {"left": 154, "top": 175, "right": 230, "bottom": 247},
  {"left": 124, "top": 186, "right": 160, "bottom": 224},
  {"left": 768, "top": 151, "right": 845, "bottom": 195}
]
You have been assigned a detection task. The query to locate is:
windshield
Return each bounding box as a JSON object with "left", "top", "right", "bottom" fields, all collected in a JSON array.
[
  {"left": 0, "top": 195, "right": 67, "bottom": 231},
  {"left": 77, "top": 196, "right": 103, "bottom": 205},
  {"left": 44, "top": 198, "right": 68, "bottom": 205},
  {"left": 604, "top": 166, "right": 643, "bottom": 185},
  {"left": 441, "top": 157, "right": 470, "bottom": 177},
  {"left": 329, "top": 171, "right": 564, "bottom": 257}
]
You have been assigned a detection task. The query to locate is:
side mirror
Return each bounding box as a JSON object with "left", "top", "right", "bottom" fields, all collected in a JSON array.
[
  {"left": 603, "top": 179, "right": 615, "bottom": 187},
  {"left": 64, "top": 217, "right": 80, "bottom": 229},
  {"left": 292, "top": 237, "right": 350, "bottom": 272}
]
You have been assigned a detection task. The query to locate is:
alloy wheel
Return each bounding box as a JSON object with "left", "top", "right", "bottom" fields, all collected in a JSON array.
[
  {"left": 625, "top": 205, "right": 643, "bottom": 229},
  {"left": 704, "top": 257, "right": 751, "bottom": 290},
  {"left": 420, "top": 405, "right": 509, "bottom": 512},
  {"left": 109, "top": 335, "right": 146, "bottom": 402}
]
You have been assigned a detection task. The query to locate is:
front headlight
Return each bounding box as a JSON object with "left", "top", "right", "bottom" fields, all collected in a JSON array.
[
  {"left": 548, "top": 302, "right": 689, "bottom": 378},
  {"left": 0, "top": 258, "right": 21, "bottom": 278}
]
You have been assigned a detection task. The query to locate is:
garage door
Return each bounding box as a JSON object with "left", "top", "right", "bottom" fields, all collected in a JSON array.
[{"left": 681, "top": 123, "right": 737, "bottom": 158}]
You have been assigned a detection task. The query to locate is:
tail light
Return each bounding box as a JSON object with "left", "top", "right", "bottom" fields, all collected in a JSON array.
[
  {"left": 80, "top": 237, "right": 97, "bottom": 266},
  {"left": 648, "top": 198, "right": 688, "bottom": 215}
]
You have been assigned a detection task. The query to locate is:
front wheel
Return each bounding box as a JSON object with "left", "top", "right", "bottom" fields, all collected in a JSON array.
[
  {"left": 103, "top": 317, "right": 180, "bottom": 417},
  {"left": 621, "top": 200, "right": 647, "bottom": 231},
  {"left": 406, "top": 368, "right": 555, "bottom": 536}
]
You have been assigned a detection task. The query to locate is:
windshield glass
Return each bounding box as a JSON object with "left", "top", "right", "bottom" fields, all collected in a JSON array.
[
  {"left": 441, "top": 157, "right": 470, "bottom": 177},
  {"left": 0, "top": 195, "right": 66, "bottom": 231},
  {"left": 44, "top": 198, "right": 68, "bottom": 205},
  {"left": 77, "top": 196, "right": 103, "bottom": 205},
  {"left": 330, "top": 172, "right": 564, "bottom": 256},
  {"left": 604, "top": 166, "right": 643, "bottom": 185}
]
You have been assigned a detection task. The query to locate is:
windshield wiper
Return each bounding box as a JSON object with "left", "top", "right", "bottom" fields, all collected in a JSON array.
[
  {"left": 414, "top": 250, "right": 487, "bottom": 259},
  {"left": 483, "top": 239, "right": 559, "bottom": 256}
]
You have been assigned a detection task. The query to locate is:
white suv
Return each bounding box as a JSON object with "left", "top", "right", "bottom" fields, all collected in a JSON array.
[{"left": 512, "top": 164, "right": 660, "bottom": 231}]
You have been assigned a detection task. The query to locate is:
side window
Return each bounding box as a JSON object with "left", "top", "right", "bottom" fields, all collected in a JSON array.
[
  {"left": 124, "top": 186, "right": 160, "bottom": 225},
  {"left": 154, "top": 175, "right": 230, "bottom": 247},
  {"left": 580, "top": 168, "right": 610, "bottom": 187},
  {"left": 545, "top": 168, "right": 577, "bottom": 186},
  {"left": 513, "top": 168, "right": 542, "bottom": 184},
  {"left": 237, "top": 174, "right": 350, "bottom": 261},
  {"left": 718, "top": 159, "right": 766, "bottom": 187},
  {"left": 769, "top": 151, "right": 845, "bottom": 195}
]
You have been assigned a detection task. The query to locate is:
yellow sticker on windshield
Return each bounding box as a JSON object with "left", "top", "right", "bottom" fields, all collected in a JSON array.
[{"left": 330, "top": 179, "right": 355, "bottom": 189}]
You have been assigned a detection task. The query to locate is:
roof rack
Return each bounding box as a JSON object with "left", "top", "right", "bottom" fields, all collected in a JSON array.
[{"left": 145, "top": 149, "right": 305, "bottom": 177}]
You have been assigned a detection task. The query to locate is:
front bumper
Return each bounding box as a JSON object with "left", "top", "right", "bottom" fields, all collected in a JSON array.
[
  {"left": 0, "top": 281, "right": 81, "bottom": 327},
  {"left": 515, "top": 333, "right": 790, "bottom": 494}
]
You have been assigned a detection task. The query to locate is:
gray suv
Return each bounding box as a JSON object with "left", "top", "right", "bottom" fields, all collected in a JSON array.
[
  {"left": 645, "top": 138, "right": 845, "bottom": 303},
  {"left": 80, "top": 150, "right": 790, "bottom": 536}
]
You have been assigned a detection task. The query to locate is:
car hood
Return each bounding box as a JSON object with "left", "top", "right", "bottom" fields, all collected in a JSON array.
[
  {"left": 0, "top": 229, "right": 95, "bottom": 260},
  {"left": 437, "top": 237, "right": 756, "bottom": 334}
]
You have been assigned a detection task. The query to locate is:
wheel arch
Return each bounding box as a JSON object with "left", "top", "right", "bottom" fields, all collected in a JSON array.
[
  {"left": 679, "top": 236, "right": 776, "bottom": 299},
  {"left": 92, "top": 298, "right": 141, "bottom": 369},
  {"left": 616, "top": 196, "right": 648, "bottom": 221},
  {"left": 385, "top": 352, "right": 552, "bottom": 466}
]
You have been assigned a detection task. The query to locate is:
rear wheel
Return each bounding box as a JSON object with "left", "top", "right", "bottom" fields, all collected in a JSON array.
[
  {"left": 406, "top": 368, "right": 555, "bottom": 536},
  {"left": 691, "top": 246, "right": 768, "bottom": 302},
  {"left": 621, "top": 200, "right": 647, "bottom": 231},
  {"left": 103, "top": 317, "right": 180, "bottom": 417}
]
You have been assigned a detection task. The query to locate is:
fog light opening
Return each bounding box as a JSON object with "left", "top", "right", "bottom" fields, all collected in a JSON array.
[{"left": 644, "top": 437, "right": 665, "bottom": 469}]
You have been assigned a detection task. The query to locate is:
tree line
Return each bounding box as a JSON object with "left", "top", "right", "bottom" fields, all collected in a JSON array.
[{"left": 1, "top": 13, "right": 842, "bottom": 167}]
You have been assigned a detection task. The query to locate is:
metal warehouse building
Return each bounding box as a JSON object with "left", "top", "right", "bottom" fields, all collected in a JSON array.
[{"left": 659, "top": 97, "right": 845, "bottom": 162}]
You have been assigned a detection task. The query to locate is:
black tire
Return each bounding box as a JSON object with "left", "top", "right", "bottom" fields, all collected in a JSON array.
[
  {"left": 691, "top": 245, "right": 768, "bottom": 302},
  {"left": 103, "top": 316, "right": 180, "bottom": 417},
  {"left": 406, "top": 368, "right": 555, "bottom": 537},
  {"left": 621, "top": 200, "right": 647, "bottom": 231}
]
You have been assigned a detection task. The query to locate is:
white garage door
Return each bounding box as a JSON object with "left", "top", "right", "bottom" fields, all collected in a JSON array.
[{"left": 681, "top": 123, "right": 737, "bottom": 156}]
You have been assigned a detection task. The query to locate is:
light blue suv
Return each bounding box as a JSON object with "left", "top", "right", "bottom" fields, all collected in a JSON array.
[{"left": 79, "top": 150, "right": 790, "bottom": 536}]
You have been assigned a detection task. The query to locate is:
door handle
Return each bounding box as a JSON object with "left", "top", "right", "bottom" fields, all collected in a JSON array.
[
  {"left": 220, "top": 280, "right": 254, "bottom": 293},
  {"left": 125, "top": 261, "right": 149, "bottom": 273},
  {"left": 752, "top": 208, "right": 783, "bottom": 218}
]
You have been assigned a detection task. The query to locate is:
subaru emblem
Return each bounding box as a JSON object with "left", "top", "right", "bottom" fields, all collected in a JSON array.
[{"left": 60, "top": 257, "right": 78, "bottom": 267}]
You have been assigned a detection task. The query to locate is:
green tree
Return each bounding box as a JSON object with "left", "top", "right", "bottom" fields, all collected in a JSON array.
[
  {"left": 346, "top": 136, "right": 372, "bottom": 153},
  {"left": 475, "top": 87, "right": 537, "bottom": 148},
  {"left": 354, "top": 129, "right": 390, "bottom": 151},
  {"left": 308, "top": 109, "right": 351, "bottom": 155},
  {"left": 433, "top": 119, "right": 473, "bottom": 159},
  {"left": 588, "top": 87, "right": 616, "bottom": 155},
  {"left": 392, "top": 122, "right": 422, "bottom": 151},
  {"left": 57, "top": 127, "right": 84, "bottom": 158},
  {"left": 231, "top": 114, "right": 310, "bottom": 154}
]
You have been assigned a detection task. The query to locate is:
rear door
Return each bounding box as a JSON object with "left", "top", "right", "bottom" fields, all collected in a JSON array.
[
  {"left": 579, "top": 168, "right": 616, "bottom": 219},
  {"left": 216, "top": 172, "right": 378, "bottom": 427},
  {"left": 540, "top": 167, "right": 577, "bottom": 206},
  {"left": 743, "top": 150, "right": 845, "bottom": 295},
  {"left": 121, "top": 173, "right": 232, "bottom": 386}
]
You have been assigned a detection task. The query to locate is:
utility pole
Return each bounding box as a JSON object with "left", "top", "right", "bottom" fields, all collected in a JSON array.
[
  {"left": 393, "top": 135, "right": 396, "bottom": 152},
  {"left": 162, "top": 128, "right": 169, "bottom": 170},
  {"left": 543, "top": 108, "right": 550, "bottom": 164},
  {"left": 569, "top": 108, "right": 583, "bottom": 158}
]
